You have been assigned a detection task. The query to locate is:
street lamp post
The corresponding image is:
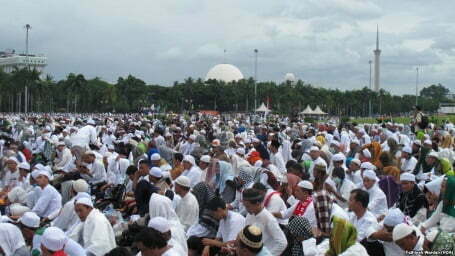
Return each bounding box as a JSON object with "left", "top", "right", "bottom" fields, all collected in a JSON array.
[
  {"left": 24, "top": 24, "right": 31, "bottom": 113},
  {"left": 254, "top": 49, "right": 258, "bottom": 113}
]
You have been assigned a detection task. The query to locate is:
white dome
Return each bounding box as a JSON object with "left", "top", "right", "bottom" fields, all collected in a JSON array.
[
  {"left": 205, "top": 64, "right": 244, "bottom": 83},
  {"left": 284, "top": 73, "right": 296, "bottom": 82}
]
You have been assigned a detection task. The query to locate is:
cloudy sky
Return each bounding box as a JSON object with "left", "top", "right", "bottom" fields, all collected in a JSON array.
[{"left": 2, "top": 0, "right": 454, "bottom": 94}]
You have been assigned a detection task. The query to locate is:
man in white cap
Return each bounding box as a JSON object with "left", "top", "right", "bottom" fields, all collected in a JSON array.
[
  {"left": 180, "top": 134, "right": 198, "bottom": 155},
  {"left": 370, "top": 208, "right": 407, "bottom": 256},
  {"left": 32, "top": 170, "right": 62, "bottom": 220},
  {"left": 198, "top": 155, "right": 211, "bottom": 180},
  {"left": 2, "top": 157, "right": 20, "bottom": 189},
  {"left": 53, "top": 141, "right": 72, "bottom": 172},
  {"left": 17, "top": 161, "right": 31, "bottom": 191},
  {"left": 149, "top": 153, "right": 172, "bottom": 173},
  {"left": 346, "top": 158, "right": 362, "bottom": 187},
  {"left": 148, "top": 217, "right": 187, "bottom": 255},
  {"left": 393, "top": 223, "right": 424, "bottom": 252},
  {"left": 308, "top": 146, "right": 327, "bottom": 180},
  {"left": 396, "top": 173, "right": 428, "bottom": 224},
  {"left": 52, "top": 179, "right": 90, "bottom": 231},
  {"left": 17, "top": 211, "right": 41, "bottom": 251},
  {"left": 135, "top": 227, "right": 181, "bottom": 256},
  {"left": 181, "top": 155, "right": 202, "bottom": 188},
  {"left": 41, "top": 226, "right": 86, "bottom": 256},
  {"left": 148, "top": 167, "right": 170, "bottom": 195},
  {"left": 74, "top": 197, "right": 116, "bottom": 255},
  {"left": 361, "top": 170, "right": 388, "bottom": 220},
  {"left": 400, "top": 146, "right": 417, "bottom": 173},
  {"left": 273, "top": 180, "right": 317, "bottom": 228},
  {"left": 174, "top": 176, "right": 199, "bottom": 231}
]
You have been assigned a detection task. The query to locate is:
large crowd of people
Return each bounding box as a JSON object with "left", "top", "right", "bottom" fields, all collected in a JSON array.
[{"left": 0, "top": 107, "right": 454, "bottom": 256}]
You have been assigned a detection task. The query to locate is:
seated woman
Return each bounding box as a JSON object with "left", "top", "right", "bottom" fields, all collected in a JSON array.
[{"left": 326, "top": 216, "right": 369, "bottom": 256}]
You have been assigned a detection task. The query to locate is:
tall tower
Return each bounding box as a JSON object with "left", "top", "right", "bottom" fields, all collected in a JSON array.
[{"left": 373, "top": 25, "right": 381, "bottom": 92}]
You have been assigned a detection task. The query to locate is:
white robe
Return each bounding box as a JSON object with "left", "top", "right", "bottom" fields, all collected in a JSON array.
[
  {"left": 175, "top": 192, "right": 199, "bottom": 231},
  {"left": 32, "top": 184, "right": 62, "bottom": 219},
  {"left": 363, "top": 184, "right": 388, "bottom": 218},
  {"left": 80, "top": 209, "right": 116, "bottom": 256}
]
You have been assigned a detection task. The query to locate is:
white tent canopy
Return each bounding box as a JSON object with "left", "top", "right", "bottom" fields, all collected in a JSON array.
[
  {"left": 300, "top": 105, "right": 314, "bottom": 115},
  {"left": 256, "top": 103, "right": 271, "bottom": 113},
  {"left": 313, "top": 105, "right": 327, "bottom": 115}
]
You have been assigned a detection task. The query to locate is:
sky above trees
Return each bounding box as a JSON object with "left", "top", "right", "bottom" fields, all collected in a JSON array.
[{"left": 2, "top": 0, "right": 454, "bottom": 95}]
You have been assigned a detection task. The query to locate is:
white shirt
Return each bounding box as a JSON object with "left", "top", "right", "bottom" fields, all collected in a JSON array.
[
  {"left": 54, "top": 147, "right": 73, "bottom": 171},
  {"left": 80, "top": 209, "right": 117, "bottom": 255},
  {"left": 346, "top": 169, "right": 363, "bottom": 188},
  {"left": 400, "top": 157, "right": 418, "bottom": 172},
  {"left": 279, "top": 199, "right": 317, "bottom": 228},
  {"left": 337, "top": 179, "right": 357, "bottom": 209},
  {"left": 270, "top": 151, "right": 286, "bottom": 178},
  {"left": 216, "top": 211, "right": 245, "bottom": 242},
  {"left": 181, "top": 166, "right": 202, "bottom": 188},
  {"left": 175, "top": 192, "right": 199, "bottom": 231},
  {"left": 363, "top": 184, "right": 388, "bottom": 218},
  {"left": 348, "top": 210, "right": 379, "bottom": 241},
  {"left": 245, "top": 208, "right": 287, "bottom": 255},
  {"left": 71, "top": 125, "right": 97, "bottom": 149},
  {"left": 81, "top": 160, "right": 107, "bottom": 185},
  {"left": 264, "top": 189, "right": 288, "bottom": 225},
  {"left": 32, "top": 184, "right": 62, "bottom": 218}
]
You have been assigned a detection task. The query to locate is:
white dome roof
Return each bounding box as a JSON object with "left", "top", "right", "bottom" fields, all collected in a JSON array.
[
  {"left": 205, "top": 64, "right": 244, "bottom": 83},
  {"left": 284, "top": 73, "right": 296, "bottom": 82}
]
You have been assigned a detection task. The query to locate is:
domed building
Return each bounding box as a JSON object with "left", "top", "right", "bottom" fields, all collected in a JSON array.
[
  {"left": 284, "top": 73, "right": 296, "bottom": 83},
  {"left": 205, "top": 64, "right": 244, "bottom": 83}
]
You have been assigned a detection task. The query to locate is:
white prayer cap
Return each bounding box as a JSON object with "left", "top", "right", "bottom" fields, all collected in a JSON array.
[
  {"left": 310, "top": 146, "right": 320, "bottom": 152},
  {"left": 164, "top": 132, "right": 172, "bottom": 137},
  {"left": 363, "top": 170, "right": 377, "bottom": 180},
  {"left": 72, "top": 179, "right": 89, "bottom": 193},
  {"left": 383, "top": 208, "right": 405, "bottom": 227},
  {"left": 18, "top": 162, "right": 30, "bottom": 170},
  {"left": 183, "top": 155, "right": 196, "bottom": 166},
  {"left": 402, "top": 146, "right": 412, "bottom": 154},
  {"left": 9, "top": 204, "right": 30, "bottom": 216},
  {"left": 330, "top": 140, "right": 340, "bottom": 147},
  {"left": 236, "top": 147, "right": 245, "bottom": 155},
  {"left": 400, "top": 173, "right": 415, "bottom": 182},
  {"left": 360, "top": 162, "right": 376, "bottom": 170},
  {"left": 189, "top": 135, "right": 196, "bottom": 141},
  {"left": 251, "top": 138, "right": 260, "bottom": 143},
  {"left": 200, "top": 155, "right": 211, "bottom": 164},
  {"left": 149, "top": 167, "right": 163, "bottom": 178},
  {"left": 413, "top": 140, "right": 421, "bottom": 146},
  {"left": 19, "top": 212, "right": 40, "bottom": 228},
  {"left": 6, "top": 157, "right": 18, "bottom": 164},
  {"left": 297, "top": 180, "right": 313, "bottom": 190},
  {"left": 150, "top": 153, "right": 161, "bottom": 161},
  {"left": 254, "top": 160, "right": 263, "bottom": 167},
  {"left": 148, "top": 217, "right": 171, "bottom": 233},
  {"left": 212, "top": 139, "right": 221, "bottom": 146},
  {"left": 174, "top": 176, "right": 191, "bottom": 188},
  {"left": 75, "top": 197, "right": 94, "bottom": 208},
  {"left": 31, "top": 169, "right": 41, "bottom": 180},
  {"left": 362, "top": 148, "right": 371, "bottom": 158},
  {"left": 424, "top": 139, "right": 432, "bottom": 145},
  {"left": 350, "top": 139, "right": 360, "bottom": 145},
  {"left": 36, "top": 170, "right": 51, "bottom": 180},
  {"left": 424, "top": 176, "right": 444, "bottom": 196},
  {"left": 7, "top": 187, "right": 27, "bottom": 204},
  {"left": 393, "top": 223, "right": 414, "bottom": 241},
  {"left": 332, "top": 153, "right": 345, "bottom": 162},
  {"left": 427, "top": 151, "right": 439, "bottom": 159},
  {"left": 42, "top": 227, "right": 68, "bottom": 251},
  {"left": 87, "top": 119, "right": 96, "bottom": 125},
  {"left": 350, "top": 159, "right": 361, "bottom": 166},
  {"left": 425, "top": 228, "right": 440, "bottom": 243}
]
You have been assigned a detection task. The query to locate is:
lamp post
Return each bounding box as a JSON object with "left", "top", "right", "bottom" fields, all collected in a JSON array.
[
  {"left": 254, "top": 49, "right": 258, "bottom": 113},
  {"left": 24, "top": 24, "right": 31, "bottom": 113},
  {"left": 415, "top": 67, "right": 419, "bottom": 106}
]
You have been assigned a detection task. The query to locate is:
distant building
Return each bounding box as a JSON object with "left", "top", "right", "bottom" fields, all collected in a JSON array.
[
  {"left": 0, "top": 49, "right": 47, "bottom": 73},
  {"left": 205, "top": 64, "right": 244, "bottom": 83}
]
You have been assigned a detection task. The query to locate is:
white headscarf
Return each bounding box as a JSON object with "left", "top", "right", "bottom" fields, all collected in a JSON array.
[
  {"left": 0, "top": 223, "right": 26, "bottom": 256},
  {"left": 149, "top": 193, "right": 179, "bottom": 222}
]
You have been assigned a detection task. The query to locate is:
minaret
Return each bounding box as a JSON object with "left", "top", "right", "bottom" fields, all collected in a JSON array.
[{"left": 373, "top": 25, "right": 381, "bottom": 92}]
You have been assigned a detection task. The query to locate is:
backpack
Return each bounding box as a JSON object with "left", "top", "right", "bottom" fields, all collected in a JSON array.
[{"left": 419, "top": 114, "right": 429, "bottom": 129}]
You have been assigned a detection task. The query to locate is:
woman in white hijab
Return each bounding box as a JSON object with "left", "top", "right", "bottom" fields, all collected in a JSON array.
[
  {"left": 0, "top": 223, "right": 30, "bottom": 256},
  {"left": 149, "top": 193, "right": 188, "bottom": 254}
]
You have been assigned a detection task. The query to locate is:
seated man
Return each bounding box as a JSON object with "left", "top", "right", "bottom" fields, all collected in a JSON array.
[{"left": 235, "top": 225, "right": 272, "bottom": 256}]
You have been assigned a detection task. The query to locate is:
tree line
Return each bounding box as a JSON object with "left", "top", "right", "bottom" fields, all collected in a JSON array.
[{"left": 0, "top": 68, "right": 450, "bottom": 116}]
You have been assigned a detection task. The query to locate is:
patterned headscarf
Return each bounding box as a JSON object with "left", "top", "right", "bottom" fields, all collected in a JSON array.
[
  {"left": 327, "top": 217, "right": 357, "bottom": 256},
  {"left": 288, "top": 217, "right": 313, "bottom": 256}
]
